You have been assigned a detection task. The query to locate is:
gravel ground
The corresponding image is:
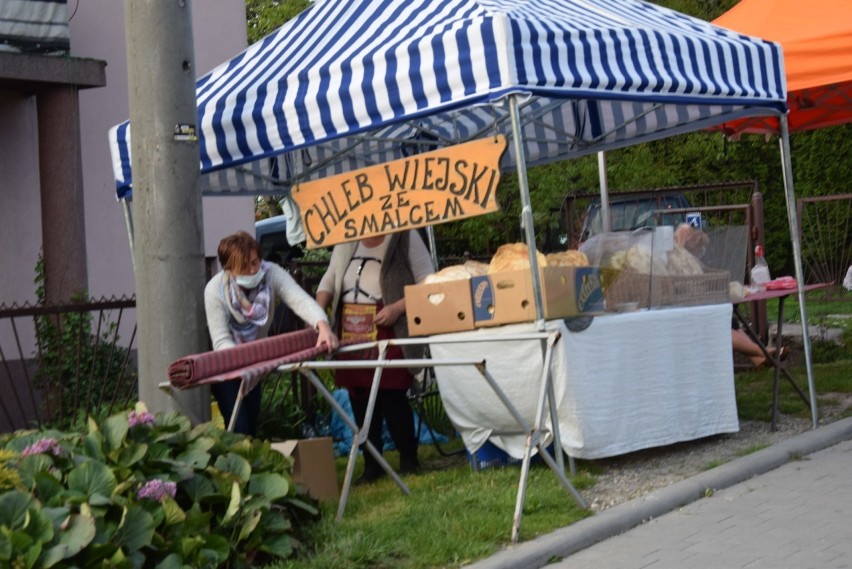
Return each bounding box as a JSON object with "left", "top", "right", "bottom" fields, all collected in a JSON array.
[{"left": 583, "top": 395, "right": 852, "bottom": 512}]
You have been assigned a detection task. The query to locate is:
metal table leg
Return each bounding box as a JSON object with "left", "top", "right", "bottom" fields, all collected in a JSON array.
[{"left": 734, "top": 302, "right": 810, "bottom": 431}]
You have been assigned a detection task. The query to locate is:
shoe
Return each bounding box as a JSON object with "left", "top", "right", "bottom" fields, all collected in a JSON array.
[
  {"left": 399, "top": 456, "right": 421, "bottom": 475},
  {"left": 754, "top": 346, "right": 789, "bottom": 370},
  {"left": 354, "top": 467, "right": 386, "bottom": 485}
]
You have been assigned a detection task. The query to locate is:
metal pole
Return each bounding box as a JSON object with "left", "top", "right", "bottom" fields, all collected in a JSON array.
[
  {"left": 778, "top": 116, "right": 818, "bottom": 429},
  {"left": 425, "top": 225, "right": 439, "bottom": 270},
  {"left": 125, "top": 0, "right": 209, "bottom": 420},
  {"left": 598, "top": 151, "right": 612, "bottom": 232},
  {"left": 508, "top": 94, "right": 546, "bottom": 329},
  {"left": 120, "top": 197, "right": 136, "bottom": 275}
]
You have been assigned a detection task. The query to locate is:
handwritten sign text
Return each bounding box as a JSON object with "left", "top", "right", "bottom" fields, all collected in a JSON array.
[{"left": 292, "top": 136, "right": 506, "bottom": 248}]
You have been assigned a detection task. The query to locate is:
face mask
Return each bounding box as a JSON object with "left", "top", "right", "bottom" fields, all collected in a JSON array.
[{"left": 235, "top": 269, "right": 265, "bottom": 289}]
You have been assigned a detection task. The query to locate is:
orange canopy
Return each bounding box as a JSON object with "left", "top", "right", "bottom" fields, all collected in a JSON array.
[{"left": 713, "top": 0, "right": 852, "bottom": 134}]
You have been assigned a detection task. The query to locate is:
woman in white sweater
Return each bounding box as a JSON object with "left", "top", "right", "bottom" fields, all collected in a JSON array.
[{"left": 204, "top": 231, "right": 338, "bottom": 435}]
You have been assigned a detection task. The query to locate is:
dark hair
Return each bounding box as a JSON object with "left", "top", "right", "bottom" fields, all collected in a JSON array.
[{"left": 217, "top": 231, "right": 262, "bottom": 273}]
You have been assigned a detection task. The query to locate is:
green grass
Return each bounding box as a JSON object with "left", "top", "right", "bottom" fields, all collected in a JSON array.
[
  {"left": 703, "top": 459, "right": 727, "bottom": 470},
  {"left": 764, "top": 287, "right": 852, "bottom": 328},
  {"left": 736, "top": 288, "right": 852, "bottom": 421},
  {"left": 736, "top": 443, "right": 771, "bottom": 456},
  {"left": 272, "top": 444, "right": 594, "bottom": 569},
  {"left": 734, "top": 358, "right": 852, "bottom": 423}
]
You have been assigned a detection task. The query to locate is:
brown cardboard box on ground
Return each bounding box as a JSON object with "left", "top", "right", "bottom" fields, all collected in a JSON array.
[
  {"left": 271, "top": 437, "right": 339, "bottom": 502},
  {"left": 470, "top": 266, "right": 604, "bottom": 327},
  {"left": 404, "top": 279, "right": 475, "bottom": 336}
]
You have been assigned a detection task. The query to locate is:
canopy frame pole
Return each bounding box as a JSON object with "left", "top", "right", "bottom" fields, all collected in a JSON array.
[
  {"left": 121, "top": 197, "right": 136, "bottom": 275},
  {"left": 508, "top": 94, "right": 546, "bottom": 329},
  {"left": 425, "top": 225, "right": 439, "bottom": 271},
  {"left": 597, "top": 151, "right": 611, "bottom": 232},
  {"left": 779, "top": 115, "right": 818, "bottom": 428},
  {"left": 508, "top": 94, "right": 574, "bottom": 501}
]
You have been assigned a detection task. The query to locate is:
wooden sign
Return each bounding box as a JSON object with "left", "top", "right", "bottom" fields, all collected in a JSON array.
[{"left": 292, "top": 135, "right": 507, "bottom": 248}]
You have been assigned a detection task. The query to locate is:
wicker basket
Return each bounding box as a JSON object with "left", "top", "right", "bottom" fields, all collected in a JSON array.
[
  {"left": 665, "top": 269, "right": 730, "bottom": 307},
  {"left": 603, "top": 269, "right": 729, "bottom": 310}
]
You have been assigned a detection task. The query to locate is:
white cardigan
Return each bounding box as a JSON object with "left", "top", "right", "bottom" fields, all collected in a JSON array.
[{"left": 204, "top": 263, "right": 328, "bottom": 350}]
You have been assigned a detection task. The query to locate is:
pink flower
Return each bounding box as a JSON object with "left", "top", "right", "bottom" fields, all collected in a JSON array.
[
  {"left": 128, "top": 410, "right": 156, "bottom": 428},
  {"left": 21, "top": 437, "right": 63, "bottom": 457},
  {"left": 137, "top": 479, "right": 177, "bottom": 502}
]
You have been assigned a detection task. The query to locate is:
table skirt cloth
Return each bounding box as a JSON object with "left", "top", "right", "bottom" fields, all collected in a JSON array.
[{"left": 429, "top": 303, "right": 739, "bottom": 460}]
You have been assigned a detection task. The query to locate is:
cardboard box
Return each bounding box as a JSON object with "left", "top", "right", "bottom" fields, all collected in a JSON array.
[
  {"left": 271, "top": 437, "right": 339, "bottom": 502},
  {"left": 405, "top": 279, "right": 475, "bottom": 336},
  {"left": 470, "top": 266, "right": 603, "bottom": 327}
]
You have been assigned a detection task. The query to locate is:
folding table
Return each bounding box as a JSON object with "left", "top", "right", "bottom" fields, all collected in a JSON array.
[
  {"left": 276, "top": 333, "right": 587, "bottom": 543},
  {"left": 162, "top": 329, "right": 588, "bottom": 543},
  {"left": 732, "top": 283, "right": 832, "bottom": 430}
]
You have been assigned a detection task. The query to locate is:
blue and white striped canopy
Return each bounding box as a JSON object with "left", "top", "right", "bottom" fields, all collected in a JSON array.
[{"left": 109, "top": 0, "right": 786, "bottom": 199}]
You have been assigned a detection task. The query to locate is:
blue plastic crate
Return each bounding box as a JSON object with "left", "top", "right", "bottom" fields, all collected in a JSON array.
[
  {"left": 468, "top": 440, "right": 517, "bottom": 472},
  {"left": 467, "top": 441, "right": 553, "bottom": 472}
]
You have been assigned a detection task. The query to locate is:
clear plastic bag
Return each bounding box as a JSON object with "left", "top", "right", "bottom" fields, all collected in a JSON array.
[{"left": 579, "top": 229, "right": 670, "bottom": 274}]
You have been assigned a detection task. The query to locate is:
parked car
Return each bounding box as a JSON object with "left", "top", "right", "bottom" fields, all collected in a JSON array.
[
  {"left": 255, "top": 215, "right": 302, "bottom": 263},
  {"left": 578, "top": 191, "right": 692, "bottom": 244}
]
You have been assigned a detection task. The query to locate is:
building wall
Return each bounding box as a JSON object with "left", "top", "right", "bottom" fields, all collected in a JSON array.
[
  {"left": 0, "top": 1, "right": 254, "bottom": 358},
  {"left": 0, "top": 92, "right": 41, "bottom": 304},
  {"left": 58, "top": 0, "right": 254, "bottom": 297},
  {"left": 71, "top": 0, "right": 253, "bottom": 301}
]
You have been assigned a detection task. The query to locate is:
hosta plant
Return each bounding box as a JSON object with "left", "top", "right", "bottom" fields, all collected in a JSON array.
[{"left": 0, "top": 403, "right": 320, "bottom": 568}]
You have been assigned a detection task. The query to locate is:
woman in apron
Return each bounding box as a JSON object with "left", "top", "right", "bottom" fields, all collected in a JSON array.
[{"left": 316, "top": 230, "right": 434, "bottom": 482}]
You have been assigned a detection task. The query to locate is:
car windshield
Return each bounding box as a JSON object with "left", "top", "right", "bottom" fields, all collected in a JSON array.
[
  {"left": 581, "top": 195, "right": 689, "bottom": 241},
  {"left": 255, "top": 216, "right": 299, "bottom": 263}
]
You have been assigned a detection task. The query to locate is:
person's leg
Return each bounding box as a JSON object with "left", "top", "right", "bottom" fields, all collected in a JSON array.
[
  {"left": 211, "top": 381, "right": 261, "bottom": 436},
  {"left": 732, "top": 329, "right": 777, "bottom": 368},
  {"left": 349, "top": 387, "right": 385, "bottom": 481},
  {"left": 380, "top": 388, "right": 419, "bottom": 474}
]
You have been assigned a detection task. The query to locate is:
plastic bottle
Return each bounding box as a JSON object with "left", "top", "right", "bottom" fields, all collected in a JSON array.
[{"left": 750, "top": 245, "right": 771, "bottom": 289}]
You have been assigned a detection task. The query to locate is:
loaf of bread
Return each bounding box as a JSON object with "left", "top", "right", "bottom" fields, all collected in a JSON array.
[
  {"left": 423, "top": 266, "right": 470, "bottom": 284},
  {"left": 462, "top": 260, "right": 489, "bottom": 276},
  {"left": 729, "top": 280, "right": 746, "bottom": 300},
  {"left": 666, "top": 244, "right": 704, "bottom": 276},
  {"left": 488, "top": 243, "right": 548, "bottom": 274},
  {"left": 546, "top": 250, "right": 589, "bottom": 267},
  {"left": 605, "top": 245, "right": 669, "bottom": 275},
  {"left": 422, "top": 260, "right": 490, "bottom": 283},
  {"left": 673, "top": 224, "right": 709, "bottom": 258}
]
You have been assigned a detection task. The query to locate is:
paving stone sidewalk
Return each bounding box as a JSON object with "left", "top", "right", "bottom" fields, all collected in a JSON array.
[
  {"left": 552, "top": 437, "right": 852, "bottom": 569},
  {"left": 470, "top": 416, "right": 852, "bottom": 569}
]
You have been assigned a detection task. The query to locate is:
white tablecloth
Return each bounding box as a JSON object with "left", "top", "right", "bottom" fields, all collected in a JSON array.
[{"left": 429, "top": 303, "right": 738, "bottom": 459}]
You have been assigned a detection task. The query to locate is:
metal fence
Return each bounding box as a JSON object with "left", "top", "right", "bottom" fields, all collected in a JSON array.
[
  {"left": 0, "top": 296, "right": 138, "bottom": 433},
  {"left": 797, "top": 194, "right": 852, "bottom": 288}
]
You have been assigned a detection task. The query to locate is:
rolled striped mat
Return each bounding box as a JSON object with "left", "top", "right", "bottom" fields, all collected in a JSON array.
[
  {"left": 197, "top": 344, "right": 333, "bottom": 395},
  {"left": 167, "top": 328, "right": 319, "bottom": 389}
]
